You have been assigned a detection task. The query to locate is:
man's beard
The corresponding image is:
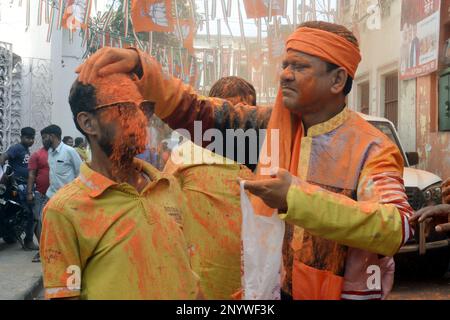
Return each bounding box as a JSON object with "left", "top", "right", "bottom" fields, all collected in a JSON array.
[
  {"left": 98, "top": 109, "right": 148, "bottom": 179},
  {"left": 43, "top": 141, "right": 52, "bottom": 150}
]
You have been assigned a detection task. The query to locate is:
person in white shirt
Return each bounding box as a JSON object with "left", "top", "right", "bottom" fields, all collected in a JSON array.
[{"left": 41, "top": 125, "right": 82, "bottom": 199}]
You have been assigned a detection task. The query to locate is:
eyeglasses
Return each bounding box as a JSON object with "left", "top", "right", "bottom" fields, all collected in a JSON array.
[{"left": 93, "top": 100, "right": 155, "bottom": 119}]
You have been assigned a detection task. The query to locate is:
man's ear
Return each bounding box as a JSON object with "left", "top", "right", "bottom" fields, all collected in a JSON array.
[
  {"left": 77, "top": 112, "right": 98, "bottom": 137},
  {"left": 330, "top": 67, "right": 348, "bottom": 95}
]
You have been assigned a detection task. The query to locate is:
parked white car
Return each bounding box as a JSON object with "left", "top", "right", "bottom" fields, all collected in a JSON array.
[{"left": 360, "top": 113, "right": 450, "bottom": 277}]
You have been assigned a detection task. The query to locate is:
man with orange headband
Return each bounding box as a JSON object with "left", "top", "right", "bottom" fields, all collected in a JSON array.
[{"left": 76, "top": 21, "right": 413, "bottom": 300}]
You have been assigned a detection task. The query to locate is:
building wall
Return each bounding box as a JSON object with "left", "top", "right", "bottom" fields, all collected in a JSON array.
[
  {"left": 0, "top": 1, "right": 84, "bottom": 149},
  {"left": 341, "top": 0, "right": 450, "bottom": 179},
  {"left": 0, "top": 4, "right": 52, "bottom": 60},
  {"left": 344, "top": 0, "right": 417, "bottom": 152},
  {"left": 52, "top": 31, "right": 84, "bottom": 140},
  {"left": 416, "top": 75, "right": 450, "bottom": 178},
  {"left": 398, "top": 78, "right": 417, "bottom": 152},
  {"left": 414, "top": 0, "right": 450, "bottom": 179}
]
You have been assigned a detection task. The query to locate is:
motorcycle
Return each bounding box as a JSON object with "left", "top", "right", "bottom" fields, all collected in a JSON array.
[{"left": 0, "top": 164, "right": 28, "bottom": 246}]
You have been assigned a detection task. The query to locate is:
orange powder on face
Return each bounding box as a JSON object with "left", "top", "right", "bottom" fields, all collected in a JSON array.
[
  {"left": 91, "top": 74, "right": 149, "bottom": 179},
  {"left": 100, "top": 107, "right": 148, "bottom": 179}
]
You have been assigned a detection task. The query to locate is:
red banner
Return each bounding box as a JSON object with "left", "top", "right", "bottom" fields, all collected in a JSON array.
[
  {"left": 131, "top": 0, "right": 174, "bottom": 33},
  {"left": 243, "top": 0, "right": 285, "bottom": 19}
]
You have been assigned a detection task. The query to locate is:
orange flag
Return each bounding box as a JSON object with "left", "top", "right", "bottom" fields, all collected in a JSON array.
[
  {"left": 62, "top": 0, "right": 91, "bottom": 30},
  {"left": 179, "top": 19, "right": 196, "bottom": 54},
  {"left": 131, "top": 0, "right": 174, "bottom": 33},
  {"left": 243, "top": 0, "right": 285, "bottom": 19}
]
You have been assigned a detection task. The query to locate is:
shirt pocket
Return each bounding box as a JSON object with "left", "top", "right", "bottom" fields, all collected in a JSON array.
[{"left": 54, "top": 158, "right": 72, "bottom": 176}]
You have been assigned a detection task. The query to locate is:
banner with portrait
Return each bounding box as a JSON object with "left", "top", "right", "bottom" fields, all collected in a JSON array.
[{"left": 400, "top": 0, "right": 441, "bottom": 80}]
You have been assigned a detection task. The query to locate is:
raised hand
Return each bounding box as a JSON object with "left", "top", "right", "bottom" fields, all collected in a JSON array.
[{"left": 75, "top": 47, "right": 140, "bottom": 84}]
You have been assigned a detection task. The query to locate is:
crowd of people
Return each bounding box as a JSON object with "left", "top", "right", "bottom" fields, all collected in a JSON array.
[
  {"left": 1, "top": 20, "right": 449, "bottom": 300},
  {"left": 0, "top": 126, "right": 87, "bottom": 262}
]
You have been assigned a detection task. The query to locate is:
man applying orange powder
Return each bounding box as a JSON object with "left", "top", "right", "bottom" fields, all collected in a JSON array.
[
  {"left": 76, "top": 21, "right": 413, "bottom": 300},
  {"left": 39, "top": 74, "right": 199, "bottom": 300}
]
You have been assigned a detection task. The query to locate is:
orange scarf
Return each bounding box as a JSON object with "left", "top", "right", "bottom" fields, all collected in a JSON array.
[
  {"left": 286, "top": 27, "right": 361, "bottom": 78},
  {"left": 251, "top": 27, "right": 361, "bottom": 216}
]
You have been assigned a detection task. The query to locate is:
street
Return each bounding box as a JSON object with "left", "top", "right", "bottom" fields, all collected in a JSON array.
[
  {"left": 27, "top": 259, "right": 450, "bottom": 300},
  {"left": 29, "top": 276, "right": 450, "bottom": 300},
  {"left": 1, "top": 236, "right": 448, "bottom": 300},
  {"left": 0, "top": 239, "right": 41, "bottom": 300},
  {"left": 388, "top": 274, "right": 450, "bottom": 300}
]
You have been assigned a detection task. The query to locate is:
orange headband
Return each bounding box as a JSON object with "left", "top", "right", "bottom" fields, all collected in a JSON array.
[{"left": 286, "top": 27, "right": 361, "bottom": 78}]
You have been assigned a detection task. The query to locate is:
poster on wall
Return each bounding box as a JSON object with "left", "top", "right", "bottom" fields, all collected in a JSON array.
[{"left": 400, "top": 0, "right": 441, "bottom": 80}]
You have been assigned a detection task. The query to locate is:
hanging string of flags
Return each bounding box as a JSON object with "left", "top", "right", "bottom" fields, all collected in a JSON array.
[
  {"left": 11, "top": 0, "right": 335, "bottom": 102},
  {"left": 16, "top": 1, "right": 308, "bottom": 50}
]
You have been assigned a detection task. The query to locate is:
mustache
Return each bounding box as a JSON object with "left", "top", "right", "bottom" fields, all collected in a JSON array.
[
  {"left": 280, "top": 82, "right": 297, "bottom": 92},
  {"left": 98, "top": 111, "right": 149, "bottom": 178},
  {"left": 109, "top": 134, "right": 147, "bottom": 180}
]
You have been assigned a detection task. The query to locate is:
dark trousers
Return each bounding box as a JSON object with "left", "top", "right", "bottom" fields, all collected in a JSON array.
[
  {"left": 32, "top": 191, "right": 48, "bottom": 242},
  {"left": 17, "top": 184, "right": 35, "bottom": 243}
]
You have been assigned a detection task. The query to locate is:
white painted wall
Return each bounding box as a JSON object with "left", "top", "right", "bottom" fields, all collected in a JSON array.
[
  {"left": 52, "top": 31, "right": 84, "bottom": 139},
  {"left": 345, "top": 0, "right": 417, "bottom": 151},
  {"left": 0, "top": 2, "right": 52, "bottom": 60},
  {"left": 398, "top": 78, "right": 417, "bottom": 152},
  {"left": 0, "top": 1, "right": 84, "bottom": 139}
]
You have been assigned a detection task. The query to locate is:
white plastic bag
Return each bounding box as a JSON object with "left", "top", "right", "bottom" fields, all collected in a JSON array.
[{"left": 240, "top": 180, "right": 285, "bottom": 300}]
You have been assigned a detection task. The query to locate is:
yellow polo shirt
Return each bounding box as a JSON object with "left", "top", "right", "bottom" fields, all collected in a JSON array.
[
  {"left": 165, "top": 140, "right": 253, "bottom": 299},
  {"left": 40, "top": 159, "right": 198, "bottom": 300}
]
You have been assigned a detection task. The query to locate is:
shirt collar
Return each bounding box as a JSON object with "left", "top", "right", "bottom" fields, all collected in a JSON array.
[
  {"left": 306, "top": 107, "right": 350, "bottom": 137},
  {"left": 78, "top": 158, "right": 170, "bottom": 198},
  {"left": 52, "top": 142, "right": 64, "bottom": 153},
  {"left": 20, "top": 143, "right": 29, "bottom": 151}
]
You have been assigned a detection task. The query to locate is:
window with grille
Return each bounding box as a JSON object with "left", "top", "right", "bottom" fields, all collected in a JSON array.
[
  {"left": 358, "top": 81, "right": 370, "bottom": 114},
  {"left": 384, "top": 73, "right": 399, "bottom": 128}
]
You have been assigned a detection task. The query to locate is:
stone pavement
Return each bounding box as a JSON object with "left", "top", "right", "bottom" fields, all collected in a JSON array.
[
  {"left": 0, "top": 239, "right": 42, "bottom": 300},
  {"left": 388, "top": 271, "right": 450, "bottom": 300}
]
